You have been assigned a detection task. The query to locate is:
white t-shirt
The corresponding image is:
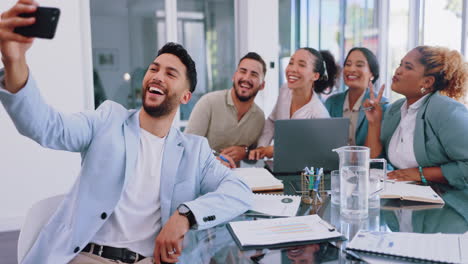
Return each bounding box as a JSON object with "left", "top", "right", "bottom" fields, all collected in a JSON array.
[
  {"left": 91, "top": 128, "right": 166, "bottom": 256},
  {"left": 257, "top": 84, "right": 330, "bottom": 147},
  {"left": 388, "top": 94, "right": 429, "bottom": 169}
]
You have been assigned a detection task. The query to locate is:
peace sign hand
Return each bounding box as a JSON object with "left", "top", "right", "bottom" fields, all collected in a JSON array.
[{"left": 362, "top": 81, "right": 385, "bottom": 125}]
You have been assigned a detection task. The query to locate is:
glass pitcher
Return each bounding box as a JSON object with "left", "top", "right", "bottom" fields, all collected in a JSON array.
[{"left": 333, "top": 146, "right": 387, "bottom": 219}]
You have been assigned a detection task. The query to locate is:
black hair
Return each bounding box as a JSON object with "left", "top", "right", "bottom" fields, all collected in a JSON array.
[
  {"left": 157, "top": 42, "right": 197, "bottom": 92},
  {"left": 300, "top": 48, "right": 339, "bottom": 94},
  {"left": 344, "top": 47, "right": 380, "bottom": 84},
  {"left": 239, "top": 52, "right": 267, "bottom": 76}
]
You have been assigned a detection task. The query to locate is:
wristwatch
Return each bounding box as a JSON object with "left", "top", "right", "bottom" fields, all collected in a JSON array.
[{"left": 177, "top": 204, "right": 197, "bottom": 229}]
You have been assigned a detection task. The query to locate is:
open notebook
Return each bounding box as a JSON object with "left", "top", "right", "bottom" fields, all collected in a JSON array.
[
  {"left": 380, "top": 182, "right": 444, "bottom": 204},
  {"left": 233, "top": 168, "right": 283, "bottom": 192},
  {"left": 347, "top": 230, "right": 468, "bottom": 263}
]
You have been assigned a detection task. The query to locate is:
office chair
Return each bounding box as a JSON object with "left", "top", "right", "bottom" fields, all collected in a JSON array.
[{"left": 17, "top": 194, "right": 64, "bottom": 263}]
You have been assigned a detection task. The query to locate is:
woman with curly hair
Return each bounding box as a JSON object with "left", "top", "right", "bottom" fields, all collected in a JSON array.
[{"left": 364, "top": 46, "right": 468, "bottom": 189}]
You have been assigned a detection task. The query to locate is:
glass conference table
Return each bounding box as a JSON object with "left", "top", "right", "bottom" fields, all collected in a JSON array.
[{"left": 176, "top": 163, "right": 468, "bottom": 264}]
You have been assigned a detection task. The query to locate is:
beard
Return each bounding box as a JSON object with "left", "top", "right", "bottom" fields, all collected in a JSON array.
[
  {"left": 233, "top": 81, "right": 260, "bottom": 102},
  {"left": 142, "top": 89, "right": 179, "bottom": 118}
]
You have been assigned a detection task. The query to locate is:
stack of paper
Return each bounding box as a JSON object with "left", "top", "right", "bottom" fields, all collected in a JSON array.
[
  {"left": 228, "top": 215, "right": 343, "bottom": 250},
  {"left": 380, "top": 182, "right": 444, "bottom": 204},
  {"left": 248, "top": 194, "right": 301, "bottom": 217},
  {"left": 233, "top": 168, "right": 283, "bottom": 192},
  {"left": 347, "top": 230, "right": 468, "bottom": 263}
]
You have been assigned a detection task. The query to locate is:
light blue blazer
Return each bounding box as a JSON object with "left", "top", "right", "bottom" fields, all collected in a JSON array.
[
  {"left": 325, "top": 89, "right": 389, "bottom": 146},
  {"left": 0, "top": 72, "right": 253, "bottom": 264},
  {"left": 381, "top": 92, "right": 468, "bottom": 189}
]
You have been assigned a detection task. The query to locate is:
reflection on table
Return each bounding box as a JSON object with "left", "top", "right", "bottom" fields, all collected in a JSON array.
[{"left": 178, "top": 170, "right": 468, "bottom": 264}]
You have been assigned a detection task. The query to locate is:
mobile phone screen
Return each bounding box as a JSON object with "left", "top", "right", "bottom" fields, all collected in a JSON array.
[{"left": 14, "top": 7, "right": 60, "bottom": 39}]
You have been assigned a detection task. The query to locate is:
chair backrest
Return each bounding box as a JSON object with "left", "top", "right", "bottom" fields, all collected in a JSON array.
[{"left": 17, "top": 194, "right": 64, "bottom": 263}]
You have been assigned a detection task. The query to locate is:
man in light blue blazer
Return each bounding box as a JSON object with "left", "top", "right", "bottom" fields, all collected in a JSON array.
[{"left": 0, "top": 2, "right": 252, "bottom": 263}]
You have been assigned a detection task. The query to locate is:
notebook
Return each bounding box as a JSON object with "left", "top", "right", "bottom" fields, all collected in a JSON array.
[
  {"left": 380, "top": 182, "right": 445, "bottom": 204},
  {"left": 246, "top": 193, "right": 301, "bottom": 217},
  {"left": 347, "top": 230, "right": 468, "bottom": 263},
  {"left": 227, "top": 214, "right": 344, "bottom": 250},
  {"left": 270, "top": 118, "right": 349, "bottom": 174},
  {"left": 233, "top": 168, "right": 283, "bottom": 192}
]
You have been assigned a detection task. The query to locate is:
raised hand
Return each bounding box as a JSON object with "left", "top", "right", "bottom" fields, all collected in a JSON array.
[
  {"left": 0, "top": 0, "right": 37, "bottom": 62},
  {"left": 362, "top": 81, "right": 385, "bottom": 125}
]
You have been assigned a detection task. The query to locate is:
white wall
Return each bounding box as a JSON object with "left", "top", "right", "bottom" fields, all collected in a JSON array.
[
  {"left": 0, "top": 0, "right": 93, "bottom": 231},
  {"left": 236, "top": 0, "right": 279, "bottom": 117}
]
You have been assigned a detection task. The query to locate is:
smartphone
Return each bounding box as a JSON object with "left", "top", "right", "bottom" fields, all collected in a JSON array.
[{"left": 14, "top": 7, "right": 60, "bottom": 39}]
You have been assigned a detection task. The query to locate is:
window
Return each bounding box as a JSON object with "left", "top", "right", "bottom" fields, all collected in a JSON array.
[{"left": 90, "top": 0, "right": 235, "bottom": 125}]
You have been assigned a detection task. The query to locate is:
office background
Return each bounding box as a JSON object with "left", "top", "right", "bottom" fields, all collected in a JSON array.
[{"left": 0, "top": 0, "right": 467, "bottom": 233}]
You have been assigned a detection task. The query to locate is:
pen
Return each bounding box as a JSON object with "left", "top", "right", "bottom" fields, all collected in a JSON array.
[
  {"left": 218, "top": 154, "right": 230, "bottom": 163},
  {"left": 213, "top": 150, "right": 230, "bottom": 163},
  {"left": 360, "top": 102, "right": 389, "bottom": 111},
  {"left": 318, "top": 220, "right": 336, "bottom": 231}
]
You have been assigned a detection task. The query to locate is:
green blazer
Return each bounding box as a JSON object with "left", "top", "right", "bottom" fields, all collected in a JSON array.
[
  {"left": 325, "top": 88, "right": 389, "bottom": 146},
  {"left": 381, "top": 92, "right": 468, "bottom": 189}
]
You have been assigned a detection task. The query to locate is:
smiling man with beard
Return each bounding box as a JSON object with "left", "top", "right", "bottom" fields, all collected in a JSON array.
[
  {"left": 0, "top": 2, "right": 253, "bottom": 263},
  {"left": 185, "top": 52, "right": 267, "bottom": 162}
]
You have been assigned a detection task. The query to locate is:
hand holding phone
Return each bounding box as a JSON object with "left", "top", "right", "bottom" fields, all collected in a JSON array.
[{"left": 14, "top": 7, "right": 60, "bottom": 39}]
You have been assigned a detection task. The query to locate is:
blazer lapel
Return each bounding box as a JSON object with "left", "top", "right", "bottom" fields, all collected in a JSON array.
[
  {"left": 382, "top": 102, "right": 402, "bottom": 151},
  {"left": 123, "top": 110, "right": 141, "bottom": 189},
  {"left": 356, "top": 89, "right": 370, "bottom": 132},
  {"left": 160, "top": 127, "right": 184, "bottom": 224}
]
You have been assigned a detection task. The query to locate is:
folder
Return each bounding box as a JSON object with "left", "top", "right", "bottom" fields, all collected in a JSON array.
[{"left": 227, "top": 215, "right": 345, "bottom": 250}]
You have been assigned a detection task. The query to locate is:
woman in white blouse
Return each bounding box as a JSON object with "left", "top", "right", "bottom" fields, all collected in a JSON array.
[
  {"left": 249, "top": 48, "right": 338, "bottom": 159},
  {"left": 364, "top": 46, "right": 468, "bottom": 189}
]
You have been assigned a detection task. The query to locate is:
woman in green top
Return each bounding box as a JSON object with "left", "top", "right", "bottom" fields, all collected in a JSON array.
[
  {"left": 325, "top": 47, "right": 389, "bottom": 146},
  {"left": 365, "top": 46, "right": 468, "bottom": 189}
]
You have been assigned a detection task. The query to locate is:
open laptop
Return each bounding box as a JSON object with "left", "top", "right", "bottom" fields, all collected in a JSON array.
[{"left": 265, "top": 118, "right": 349, "bottom": 174}]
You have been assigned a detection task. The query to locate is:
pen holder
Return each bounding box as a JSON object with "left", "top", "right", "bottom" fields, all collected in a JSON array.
[{"left": 301, "top": 172, "right": 326, "bottom": 206}]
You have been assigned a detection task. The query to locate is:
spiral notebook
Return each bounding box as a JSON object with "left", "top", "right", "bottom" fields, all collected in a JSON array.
[
  {"left": 247, "top": 194, "right": 301, "bottom": 217},
  {"left": 347, "top": 230, "right": 468, "bottom": 263}
]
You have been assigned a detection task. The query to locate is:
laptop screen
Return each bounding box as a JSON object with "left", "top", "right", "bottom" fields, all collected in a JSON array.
[{"left": 272, "top": 118, "right": 349, "bottom": 173}]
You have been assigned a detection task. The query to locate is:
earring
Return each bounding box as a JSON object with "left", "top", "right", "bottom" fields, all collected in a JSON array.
[{"left": 420, "top": 87, "right": 427, "bottom": 94}]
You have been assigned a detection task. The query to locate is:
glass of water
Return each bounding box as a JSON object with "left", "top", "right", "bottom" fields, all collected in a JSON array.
[{"left": 331, "top": 170, "right": 340, "bottom": 205}]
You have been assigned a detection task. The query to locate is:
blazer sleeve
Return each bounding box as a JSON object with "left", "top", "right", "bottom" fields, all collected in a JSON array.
[
  {"left": 431, "top": 103, "right": 468, "bottom": 189},
  {"left": 183, "top": 138, "right": 253, "bottom": 230},
  {"left": 0, "top": 70, "right": 111, "bottom": 152}
]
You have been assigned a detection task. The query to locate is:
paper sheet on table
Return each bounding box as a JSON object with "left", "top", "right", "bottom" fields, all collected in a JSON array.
[
  {"left": 347, "top": 230, "right": 467, "bottom": 263},
  {"left": 249, "top": 194, "right": 301, "bottom": 217}
]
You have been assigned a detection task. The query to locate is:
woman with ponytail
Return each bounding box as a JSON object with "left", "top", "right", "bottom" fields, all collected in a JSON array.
[
  {"left": 249, "top": 48, "right": 339, "bottom": 159},
  {"left": 364, "top": 46, "right": 468, "bottom": 189}
]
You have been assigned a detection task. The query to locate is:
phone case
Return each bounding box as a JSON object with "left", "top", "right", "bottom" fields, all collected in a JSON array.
[{"left": 14, "top": 7, "right": 60, "bottom": 39}]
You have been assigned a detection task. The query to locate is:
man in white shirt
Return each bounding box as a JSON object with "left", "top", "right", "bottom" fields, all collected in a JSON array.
[{"left": 0, "top": 1, "right": 252, "bottom": 264}]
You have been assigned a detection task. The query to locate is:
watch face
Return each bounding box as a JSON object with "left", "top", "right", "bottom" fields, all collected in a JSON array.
[{"left": 178, "top": 204, "right": 190, "bottom": 214}]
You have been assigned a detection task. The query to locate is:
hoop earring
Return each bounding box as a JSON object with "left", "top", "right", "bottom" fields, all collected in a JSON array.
[{"left": 420, "top": 87, "right": 427, "bottom": 94}]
